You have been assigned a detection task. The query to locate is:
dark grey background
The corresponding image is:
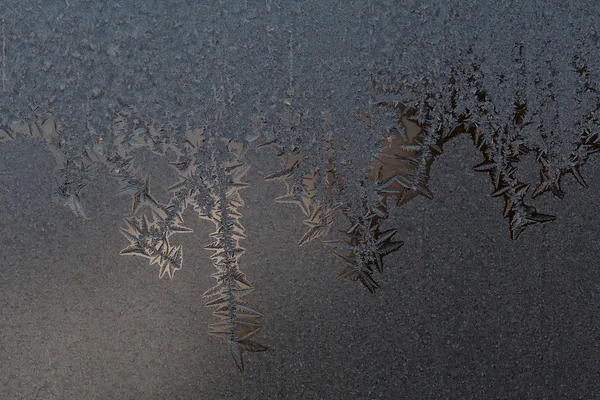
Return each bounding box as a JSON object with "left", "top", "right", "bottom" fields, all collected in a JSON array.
[{"left": 1, "top": 1, "right": 599, "bottom": 399}]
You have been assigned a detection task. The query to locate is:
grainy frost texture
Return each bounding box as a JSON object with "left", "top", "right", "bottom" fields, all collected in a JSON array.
[{"left": 0, "top": 0, "right": 598, "bottom": 399}]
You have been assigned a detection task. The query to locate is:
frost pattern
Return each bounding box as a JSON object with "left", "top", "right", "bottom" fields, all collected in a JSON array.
[
  {"left": 110, "top": 114, "right": 266, "bottom": 371},
  {"left": 376, "top": 44, "right": 599, "bottom": 239},
  {"left": 256, "top": 106, "right": 407, "bottom": 292},
  {"left": 255, "top": 43, "right": 599, "bottom": 291},
  {"left": 0, "top": 111, "right": 266, "bottom": 371},
  {"left": 1, "top": 41, "right": 598, "bottom": 369}
]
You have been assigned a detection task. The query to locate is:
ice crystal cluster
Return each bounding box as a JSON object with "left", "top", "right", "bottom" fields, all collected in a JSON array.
[
  {"left": 252, "top": 47, "right": 599, "bottom": 292},
  {"left": 112, "top": 117, "right": 267, "bottom": 371},
  {"left": 252, "top": 3, "right": 600, "bottom": 291},
  {"left": 1, "top": 112, "right": 266, "bottom": 370}
]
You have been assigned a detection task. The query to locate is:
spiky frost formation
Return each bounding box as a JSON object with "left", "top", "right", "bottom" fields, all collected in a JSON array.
[
  {"left": 119, "top": 214, "right": 185, "bottom": 279},
  {"left": 257, "top": 108, "right": 406, "bottom": 292},
  {"left": 324, "top": 205, "right": 403, "bottom": 293},
  {"left": 375, "top": 40, "right": 600, "bottom": 240},
  {"left": 200, "top": 146, "right": 266, "bottom": 371},
  {"left": 255, "top": 38, "right": 599, "bottom": 291},
  {"left": 112, "top": 118, "right": 266, "bottom": 370},
  {"left": 368, "top": 100, "right": 456, "bottom": 207},
  {"left": 0, "top": 116, "right": 101, "bottom": 219}
]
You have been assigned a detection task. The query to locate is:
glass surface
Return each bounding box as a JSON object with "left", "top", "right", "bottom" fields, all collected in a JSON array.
[{"left": 0, "top": 1, "right": 598, "bottom": 398}]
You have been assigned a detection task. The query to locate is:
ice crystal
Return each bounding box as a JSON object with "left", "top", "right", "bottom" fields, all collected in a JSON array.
[
  {"left": 325, "top": 205, "right": 403, "bottom": 293},
  {"left": 200, "top": 151, "right": 267, "bottom": 371},
  {"left": 368, "top": 102, "right": 449, "bottom": 207},
  {"left": 55, "top": 181, "right": 89, "bottom": 220},
  {"left": 114, "top": 170, "right": 159, "bottom": 215},
  {"left": 119, "top": 215, "right": 183, "bottom": 279}
]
